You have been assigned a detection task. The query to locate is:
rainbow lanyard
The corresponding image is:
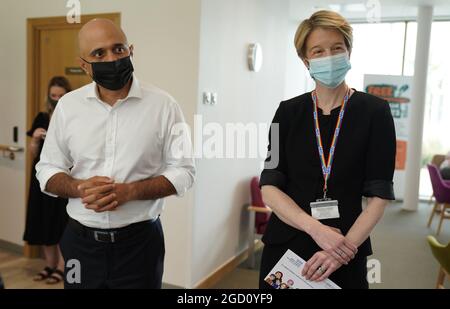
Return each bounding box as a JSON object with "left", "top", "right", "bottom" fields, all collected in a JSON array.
[{"left": 311, "top": 88, "right": 350, "bottom": 200}]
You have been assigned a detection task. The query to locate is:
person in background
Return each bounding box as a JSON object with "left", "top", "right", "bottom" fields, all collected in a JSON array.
[
  {"left": 23, "top": 76, "right": 72, "bottom": 284},
  {"left": 439, "top": 151, "right": 450, "bottom": 180},
  {"left": 265, "top": 274, "right": 276, "bottom": 285}
]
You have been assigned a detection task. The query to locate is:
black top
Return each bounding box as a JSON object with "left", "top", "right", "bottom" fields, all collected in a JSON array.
[
  {"left": 26, "top": 112, "right": 50, "bottom": 154},
  {"left": 259, "top": 90, "right": 396, "bottom": 258},
  {"left": 26, "top": 112, "right": 50, "bottom": 168},
  {"left": 23, "top": 112, "right": 68, "bottom": 246},
  {"left": 27, "top": 112, "right": 50, "bottom": 136}
]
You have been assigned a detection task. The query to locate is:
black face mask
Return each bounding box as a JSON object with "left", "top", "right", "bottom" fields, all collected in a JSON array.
[
  {"left": 81, "top": 56, "right": 134, "bottom": 91},
  {"left": 47, "top": 96, "right": 59, "bottom": 109}
]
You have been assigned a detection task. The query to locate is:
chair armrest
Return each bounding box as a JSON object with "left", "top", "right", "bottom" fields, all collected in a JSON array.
[
  {"left": 247, "top": 205, "right": 272, "bottom": 214},
  {"left": 443, "top": 181, "right": 450, "bottom": 190}
]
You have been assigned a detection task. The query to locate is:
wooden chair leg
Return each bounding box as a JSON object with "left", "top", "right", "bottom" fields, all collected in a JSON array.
[
  {"left": 247, "top": 210, "right": 256, "bottom": 269},
  {"left": 436, "top": 268, "right": 445, "bottom": 289},
  {"left": 436, "top": 207, "right": 445, "bottom": 236},
  {"left": 428, "top": 202, "right": 440, "bottom": 227}
]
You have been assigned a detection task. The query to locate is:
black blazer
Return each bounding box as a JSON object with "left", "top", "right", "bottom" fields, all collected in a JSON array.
[{"left": 260, "top": 90, "right": 396, "bottom": 258}]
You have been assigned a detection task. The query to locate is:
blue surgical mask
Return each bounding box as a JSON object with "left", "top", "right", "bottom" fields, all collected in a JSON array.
[{"left": 308, "top": 53, "right": 351, "bottom": 89}]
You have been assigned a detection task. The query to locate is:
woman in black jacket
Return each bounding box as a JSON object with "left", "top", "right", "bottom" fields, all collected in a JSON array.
[{"left": 259, "top": 10, "right": 396, "bottom": 289}]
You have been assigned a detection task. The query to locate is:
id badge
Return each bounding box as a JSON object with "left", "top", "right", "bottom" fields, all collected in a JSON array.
[{"left": 310, "top": 199, "right": 340, "bottom": 220}]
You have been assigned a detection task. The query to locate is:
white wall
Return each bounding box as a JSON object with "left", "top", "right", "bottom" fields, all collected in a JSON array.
[
  {"left": 0, "top": 0, "right": 201, "bottom": 287},
  {"left": 192, "top": 0, "right": 290, "bottom": 287},
  {"left": 283, "top": 20, "right": 315, "bottom": 100}
]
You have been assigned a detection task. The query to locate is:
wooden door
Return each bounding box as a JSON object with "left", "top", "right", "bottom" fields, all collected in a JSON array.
[
  {"left": 38, "top": 27, "right": 92, "bottom": 111},
  {"left": 25, "top": 13, "right": 121, "bottom": 258}
]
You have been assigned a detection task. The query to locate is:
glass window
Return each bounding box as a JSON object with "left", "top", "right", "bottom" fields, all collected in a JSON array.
[
  {"left": 419, "top": 21, "right": 450, "bottom": 198},
  {"left": 347, "top": 22, "right": 406, "bottom": 91},
  {"left": 403, "top": 22, "right": 417, "bottom": 76},
  {"left": 349, "top": 20, "right": 450, "bottom": 199}
]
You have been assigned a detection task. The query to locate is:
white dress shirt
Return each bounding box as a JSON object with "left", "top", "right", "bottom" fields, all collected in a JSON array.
[{"left": 36, "top": 76, "right": 195, "bottom": 229}]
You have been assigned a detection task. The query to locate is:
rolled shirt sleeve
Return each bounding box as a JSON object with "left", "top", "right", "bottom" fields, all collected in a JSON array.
[
  {"left": 362, "top": 100, "right": 396, "bottom": 200},
  {"left": 35, "top": 103, "right": 73, "bottom": 197},
  {"left": 160, "top": 100, "right": 195, "bottom": 197}
]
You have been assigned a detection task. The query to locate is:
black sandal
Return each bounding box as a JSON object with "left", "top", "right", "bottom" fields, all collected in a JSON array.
[
  {"left": 46, "top": 269, "right": 64, "bottom": 285},
  {"left": 33, "top": 266, "right": 54, "bottom": 281}
]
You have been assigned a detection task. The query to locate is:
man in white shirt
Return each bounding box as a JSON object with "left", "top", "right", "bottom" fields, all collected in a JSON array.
[{"left": 36, "top": 18, "right": 195, "bottom": 289}]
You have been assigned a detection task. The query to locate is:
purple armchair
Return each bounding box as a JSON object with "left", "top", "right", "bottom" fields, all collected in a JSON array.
[
  {"left": 247, "top": 177, "right": 271, "bottom": 268},
  {"left": 427, "top": 164, "right": 450, "bottom": 235}
]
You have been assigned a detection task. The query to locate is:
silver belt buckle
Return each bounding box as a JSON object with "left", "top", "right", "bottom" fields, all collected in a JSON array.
[{"left": 94, "top": 231, "right": 116, "bottom": 243}]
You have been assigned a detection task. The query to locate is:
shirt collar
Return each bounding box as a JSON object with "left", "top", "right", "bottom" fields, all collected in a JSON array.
[{"left": 85, "top": 74, "right": 143, "bottom": 101}]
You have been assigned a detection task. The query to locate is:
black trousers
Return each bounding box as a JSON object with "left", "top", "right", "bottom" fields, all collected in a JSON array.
[
  {"left": 259, "top": 242, "right": 369, "bottom": 289},
  {"left": 60, "top": 218, "right": 165, "bottom": 289}
]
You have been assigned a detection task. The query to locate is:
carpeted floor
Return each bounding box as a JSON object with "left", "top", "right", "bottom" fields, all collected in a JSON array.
[{"left": 211, "top": 201, "right": 450, "bottom": 289}]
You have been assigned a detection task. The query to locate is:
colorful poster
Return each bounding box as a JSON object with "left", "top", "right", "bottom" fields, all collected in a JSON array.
[{"left": 364, "top": 74, "right": 413, "bottom": 200}]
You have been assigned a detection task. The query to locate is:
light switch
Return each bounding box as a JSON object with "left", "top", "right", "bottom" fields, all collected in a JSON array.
[
  {"left": 211, "top": 93, "right": 218, "bottom": 105},
  {"left": 203, "top": 92, "right": 212, "bottom": 105}
]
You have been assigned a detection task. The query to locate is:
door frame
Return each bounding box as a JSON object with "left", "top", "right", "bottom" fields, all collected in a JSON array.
[{"left": 25, "top": 13, "right": 121, "bottom": 258}]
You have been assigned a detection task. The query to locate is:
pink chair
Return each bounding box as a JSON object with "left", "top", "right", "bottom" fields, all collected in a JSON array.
[
  {"left": 247, "top": 177, "right": 271, "bottom": 268},
  {"left": 429, "top": 154, "right": 450, "bottom": 202}
]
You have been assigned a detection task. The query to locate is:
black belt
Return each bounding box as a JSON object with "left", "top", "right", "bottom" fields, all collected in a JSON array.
[{"left": 68, "top": 217, "right": 158, "bottom": 244}]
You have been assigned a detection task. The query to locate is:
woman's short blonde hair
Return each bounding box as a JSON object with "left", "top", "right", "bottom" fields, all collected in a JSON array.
[{"left": 294, "top": 10, "right": 353, "bottom": 59}]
